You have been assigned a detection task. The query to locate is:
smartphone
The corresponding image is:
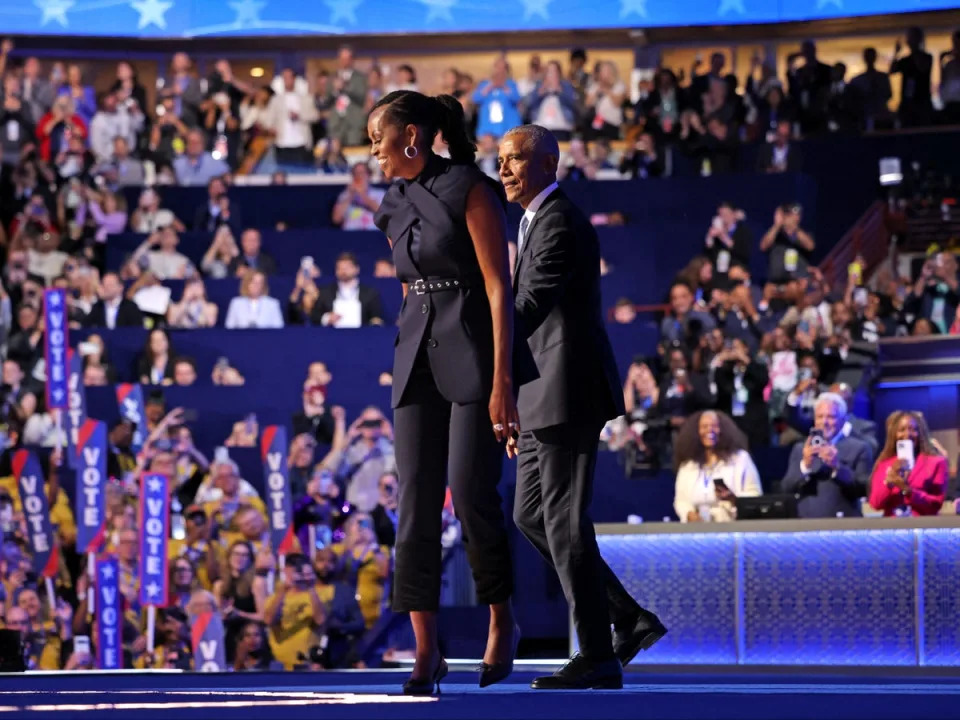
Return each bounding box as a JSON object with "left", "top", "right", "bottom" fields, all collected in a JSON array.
[
  {"left": 896, "top": 439, "right": 915, "bottom": 470},
  {"left": 798, "top": 367, "right": 813, "bottom": 382},
  {"left": 181, "top": 409, "right": 198, "bottom": 423},
  {"left": 853, "top": 287, "right": 868, "bottom": 307},
  {"left": 713, "top": 478, "right": 730, "bottom": 494},
  {"left": 74, "top": 635, "right": 91, "bottom": 655}
]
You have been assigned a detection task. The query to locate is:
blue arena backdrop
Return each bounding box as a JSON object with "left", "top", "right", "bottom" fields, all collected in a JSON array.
[{"left": 6, "top": 0, "right": 955, "bottom": 38}]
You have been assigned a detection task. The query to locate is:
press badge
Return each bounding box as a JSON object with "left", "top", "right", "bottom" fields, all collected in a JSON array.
[
  {"left": 716, "top": 250, "right": 731, "bottom": 274},
  {"left": 784, "top": 248, "right": 799, "bottom": 273},
  {"left": 489, "top": 100, "right": 504, "bottom": 124}
]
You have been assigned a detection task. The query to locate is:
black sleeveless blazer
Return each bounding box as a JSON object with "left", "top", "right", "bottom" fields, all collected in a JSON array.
[{"left": 374, "top": 154, "right": 535, "bottom": 408}]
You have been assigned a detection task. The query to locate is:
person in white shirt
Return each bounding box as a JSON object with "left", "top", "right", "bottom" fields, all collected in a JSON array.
[
  {"left": 225, "top": 270, "right": 284, "bottom": 329},
  {"left": 310, "top": 252, "right": 383, "bottom": 328},
  {"left": 265, "top": 68, "right": 318, "bottom": 167},
  {"left": 130, "top": 227, "right": 191, "bottom": 280},
  {"left": 89, "top": 91, "right": 144, "bottom": 164},
  {"left": 673, "top": 410, "right": 762, "bottom": 523},
  {"left": 130, "top": 188, "right": 185, "bottom": 234}
]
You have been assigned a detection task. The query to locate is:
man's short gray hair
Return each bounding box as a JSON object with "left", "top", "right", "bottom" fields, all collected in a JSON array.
[
  {"left": 815, "top": 392, "right": 848, "bottom": 418},
  {"left": 504, "top": 124, "right": 560, "bottom": 159},
  {"left": 211, "top": 458, "right": 239, "bottom": 476}
]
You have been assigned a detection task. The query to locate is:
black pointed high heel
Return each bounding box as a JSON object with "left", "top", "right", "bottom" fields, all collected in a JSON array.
[
  {"left": 478, "top": 625, "right": 521, "bottom": 688},
  {"left": 403, "top": 657, "right": 448, "bottom": 696}
]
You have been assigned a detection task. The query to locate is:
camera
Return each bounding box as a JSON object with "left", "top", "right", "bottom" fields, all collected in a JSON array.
[{"left": 809, "top": 428, "right": 825, "bottom": 448}]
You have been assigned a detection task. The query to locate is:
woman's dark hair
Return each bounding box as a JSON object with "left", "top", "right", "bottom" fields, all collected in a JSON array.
[
  {"left": 371, "top": 90, "right": 476, "bottom": 164},
  {"left": 143, "top": 328, "right": 173, "bottom": 366},
  {"left": 672, "top": 410, "right": 749, "bottom": 471},
  {"left": 223, "top": 540, "right": 256, "bottom": 600}
]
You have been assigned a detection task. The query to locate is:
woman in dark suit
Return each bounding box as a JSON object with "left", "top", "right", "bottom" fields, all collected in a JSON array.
[
  {"left": 370, "top": 91, "right": 525, "bottom": 694},
  {"left": 136, "top": 328, "right": 177, "bottom": 385}
]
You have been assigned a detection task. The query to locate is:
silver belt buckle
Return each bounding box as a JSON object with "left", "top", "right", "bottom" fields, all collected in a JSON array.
[{"left": 413, "top": 279, "right": 426, "bottom": 295}]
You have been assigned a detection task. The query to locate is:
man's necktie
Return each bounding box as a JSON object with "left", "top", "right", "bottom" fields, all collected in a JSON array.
[{"left": 518, "top": 216, "right": 530, "bottom": 253}]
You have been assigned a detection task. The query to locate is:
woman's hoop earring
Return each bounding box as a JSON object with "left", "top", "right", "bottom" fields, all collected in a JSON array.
[{"left": 404, "top": 145, "right": 418, "bottom": 159}]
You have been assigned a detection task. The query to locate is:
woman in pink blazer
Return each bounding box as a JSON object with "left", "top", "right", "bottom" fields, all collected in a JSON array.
[{"left": 869, "top": 411, "right": 948, "bottom": 516}]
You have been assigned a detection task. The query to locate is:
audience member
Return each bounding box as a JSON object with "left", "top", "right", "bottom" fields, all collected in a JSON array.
[
  {"left": 56, "top": 64, "right": 96, "bottom": 125},
  {"left": 786, "top": 40, "right": 831, "bottom": 135},
  {"left": 756, "top": 119, "right": 802, "bottom": 174},
  {"left": 869, "top": 410, "right": 947, "bottom": 516},
  {"left": 713, "top": 338, "right": 770, "bottom": 449},
  {"left": 89, "top": 91, "right": 144, "bottom": 164},
  {"left": 130, "top": 227, "right": 191, "bottom": 280},
  {"left": 310, "top": 252, "right": 384, "bottom": 328},
  {"left": 673, "top": 410, "right": 762, "bottom": 522},
  {"left": 704, "top": 202, "right": 752, "bottom": 280},
  {"left": 137, "top": 328, "right": 177, "bottom": 385},
  {"left": 760, "top": 203, "right": 814, "bottom": 285},
  {"left": 332, "top": 163, "right": 384, "bottom": 230},
  {"left": 266, "top": 68, "right": 318, "bottom": 167},
  {"left": 331, "top": 514, "right": 389, "bottom": 629},
  {"left": 167, "top": 278, "right": 218, "bottom": 329},
  {"left": 472, "top": 57, "right": 522, "bottom": 141},
  {"left": 193, "top": 176, "right": 242, "bottom": 234},
  {"left": 525, "top": 60, "right": 577, "bottom": 140},
  {"left": 328, "top": 406, "right": 395, "bottom": 513},
  {"left": 228, "top": 229, "right": 277, "bottom": 277},
  {"left": 327, "top": 47, "right": 368, "bottom": 147},
  {"left": 264, "top": 553, "right": 327, "bottom": 670},
  {"left": 130, "top": 188, "right": 185, "bottom": 234},
  {"left": 225, "top": 271, "right": 284, "bottom": 329},
  {"left": 849, "top": 48, "right": 893, "bottom": 130},
  {"left": 890, "top": 27, "right": 933, "bottom": 128},
  {"left": 83, "top": 272, "right": 143, "bottom": 329},
  {"left": 781, "top": 392, "right": 873, "bottom": 518},
  {"left": 200, "top": 226, "right": 240, "bottom": 279},
  {"left": 585, "top": 61, "right": 626, "bottom": 140},
  {"left": 313, "top": 549, "right": 365, "bottom": 668},
  {"left": 173, "top": 129, "right": 230, "bottom": 186}
]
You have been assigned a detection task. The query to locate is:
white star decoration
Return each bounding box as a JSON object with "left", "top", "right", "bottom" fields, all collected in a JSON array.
[
  {"left": 100, "top": 564, "right": 115, "bottom": 580},
  {"left": 816, "top": 0, "right": 842, "bottom": 8},
  {"left": 416, "top": 0, "right": 455, "bottom": 23},
  {"left": 147, "top": 476, "right": 163, "bottom": 494},
  {"left": 35, "top": 0, "right": 74, "bottom": 27},
  {"left": 130, "top": 0, "right": 173, "bottom": 29},
  {"left": 520, "top": 0, "right": 551, "bottom": 20},
  {"left": 718, "top": 0, "right": 745, "bottom": 15},
  {"left": 146, "top": 581, "right": 160, "bottom": 598},
  {"left": 619, "top": 0, "right": 646, "bottom": 19},
  {"left": 325, "top": 0, "right": 361, "bottom": 24},
  {"left": 230, "top": 0, "right": 266, "bottom": 25},
  {"left": 47, "top": 292, "right": 61, "bottom": 307}
]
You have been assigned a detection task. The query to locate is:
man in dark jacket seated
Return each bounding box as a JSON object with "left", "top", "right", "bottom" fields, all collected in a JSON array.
[{"left": 781, "top": 392, "right": 873, "bottom": 518}]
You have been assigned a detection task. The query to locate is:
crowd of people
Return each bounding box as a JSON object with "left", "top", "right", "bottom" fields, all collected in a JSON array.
[
  {"left": 0, "top": 28, "right": 957, "bottom": 674},
  {"left": 605, "top": 196, "right": 958, "bottom": 521}
]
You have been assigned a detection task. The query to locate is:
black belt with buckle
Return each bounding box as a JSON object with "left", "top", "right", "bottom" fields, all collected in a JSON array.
[{"left": 411, "top": 277, "right": 474, "bottom": 295}]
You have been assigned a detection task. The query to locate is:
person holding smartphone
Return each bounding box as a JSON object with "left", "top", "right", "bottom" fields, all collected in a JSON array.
[
  {"left": 782, "top": 392, "right": 873, "bottom": 518},
  {"left": 673, "top": 410, "right": 762, "bottom": 523},
  {"left": 868, "top": 411, "right": 947, "bottom": 517}
]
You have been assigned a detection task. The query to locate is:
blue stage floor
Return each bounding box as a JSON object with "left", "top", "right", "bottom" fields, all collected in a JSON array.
[{"left": 2, "top": 667, "right": 959, "bottom": 720}]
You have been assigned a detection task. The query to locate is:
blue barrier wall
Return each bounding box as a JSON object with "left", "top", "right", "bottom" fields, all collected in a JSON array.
[{"left": 592, "top": 523, "right": 960, "bottom": 666}]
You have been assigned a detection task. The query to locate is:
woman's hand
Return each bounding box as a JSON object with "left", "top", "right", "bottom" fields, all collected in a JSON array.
[{"left": 489, "top": 378, "right": 519, "bottom": 446}]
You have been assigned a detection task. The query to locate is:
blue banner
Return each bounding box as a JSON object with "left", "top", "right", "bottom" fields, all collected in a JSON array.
[
  {"left": 115, "top": 384, "right": 145, "bottom": 454},
  {"left": 0, "top": 1, "right": 955, "bottom": 37},
  {"left": 14, "top": 450, "right": 59, "bottom": 579},
  {"left": 76, "top": 420, "right": 108, "bottom": 555},
  {"left": 43, "top": 289, "right": 68, "bottom": 411},
  {"left": 139, "top": 473, "right": 170, "bottom": 608},
  {"left": 261, "top": 425, "right": 296, "bottom": 555},
  {"left": 66, "top": 350, "right": 87, "bottom": 470},
  {"left": 96, "top": 555, "right": 123, "bottom": 670},
  {"left": 190, "top": 611, "right": 228, "bottom": 672}
]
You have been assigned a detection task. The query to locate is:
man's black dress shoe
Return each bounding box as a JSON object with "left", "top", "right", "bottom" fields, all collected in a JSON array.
[
  {"left": 613, "top": 610, "right": 668, "bottom": 667},
  {"left": 530, "top": 653, "right": 623, "bottom": 690}
]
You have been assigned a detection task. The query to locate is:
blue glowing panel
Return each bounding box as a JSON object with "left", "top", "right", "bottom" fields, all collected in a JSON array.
[
  {"left": 4, "top": 1, "right": 957, "bottom": 38},
  {"left": 598, "top": 533, "right": 738, "bottom": 664},
  {"left": 741, "top": 530, "right": 916, "bottom": 665},
  {"left": 921, "top": 529, "right": 960, "bottom": 667}
]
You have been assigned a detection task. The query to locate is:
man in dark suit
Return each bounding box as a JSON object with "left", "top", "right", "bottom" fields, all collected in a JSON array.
[
  {"left": 787, "top": 381, "right": 879, "bottom": 457},
  {"left": 756, "top": 120, "right": 802, "bottom": 174},
  {"left": 310, "top": 252, "right": 384, "bottom": 327},
  {"left": 227, "top": 228, "right": 277, "bottom": 277},
  {"left": 781, "top": 392, "right": 873, "bottom": 518},
  {"left": 84, "top": 272, "right": 143, "bottom": 329},
  {"left": 499, "top": 125, "right": 666, "bottom": 691},
  {"left": 193, "top": 176, "right": 242, "bottom": 235}
]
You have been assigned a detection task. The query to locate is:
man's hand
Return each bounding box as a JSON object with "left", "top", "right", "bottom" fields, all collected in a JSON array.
[
  {"left": 1, "top": 39, "right": 13, "bottom": 55},
  {"left": 801, "top": 437, "right": 818, "bottom": 469},
  {"left": 819, "top": 444, "right": 839, "bottom": 471},
  {"left": 795, "top": 377, "right": 816, "bottom": 395}
]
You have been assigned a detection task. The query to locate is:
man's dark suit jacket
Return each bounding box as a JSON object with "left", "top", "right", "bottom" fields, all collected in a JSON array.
[
  {"left": 84, "top": 299, "right": 144, "bottom": 328},
  {"left": 193, "top": 204, "right": 242, "bottom": 235},
  {"left": 513, "top": 188, "right": 624, "bottom": 431},
  {"left": 781, "top": 433, "right": 873, "bottom": 518},
  {"left": 227, "top": 252, "right": 277, "bottom": 277},
  {"left": 309, "top": 284, "right": 384, "bottom": 326},
  {"left": 756, "top": 142, "right": 803, "bottom": 173}
]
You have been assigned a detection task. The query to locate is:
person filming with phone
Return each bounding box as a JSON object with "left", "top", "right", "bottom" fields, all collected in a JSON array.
[
  {"left": 782, "top": 392, "right": 873, "bottom": 518},
  {"left": 868, "top": 411, "right": 947, "bottom": 517},
  {"left": 673, "top": 410, "right": 762, "bottom": 523}
]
